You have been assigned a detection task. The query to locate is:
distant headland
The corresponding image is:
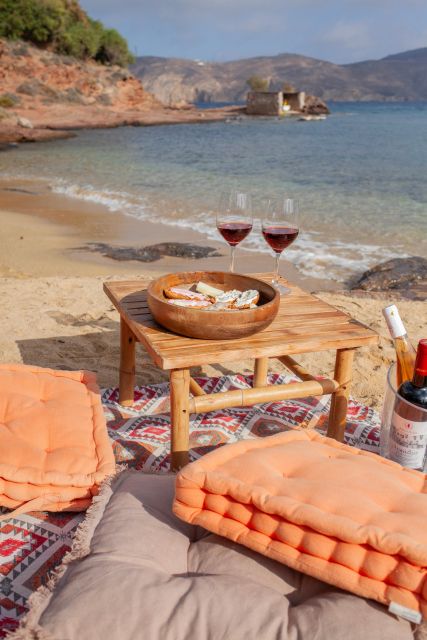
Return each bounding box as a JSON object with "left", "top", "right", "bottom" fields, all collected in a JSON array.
[{"left": 131, "top": 48, "right": 427, "bottom": 106}]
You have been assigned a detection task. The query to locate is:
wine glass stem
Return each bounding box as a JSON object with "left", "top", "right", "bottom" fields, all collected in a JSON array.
[
  {"left": 230, "top": 245, "right": 236, "bottom": 273},
  {"left": 273, "top": 252, "right": 281, "bottom": 287}
]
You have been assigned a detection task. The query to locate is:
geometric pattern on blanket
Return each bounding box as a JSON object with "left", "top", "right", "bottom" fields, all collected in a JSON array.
[{"left": 0, "top": 373, "right": 380, "bottom": 637}]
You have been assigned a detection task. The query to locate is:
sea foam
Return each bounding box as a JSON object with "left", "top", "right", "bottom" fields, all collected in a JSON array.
[{"left": 50, "top": 180, "right": 404, "bottom": 282}]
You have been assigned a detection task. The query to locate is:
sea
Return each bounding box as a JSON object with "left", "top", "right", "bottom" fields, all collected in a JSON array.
[{"left": 2, "top": 102, "right": 426, "bottom": 282}]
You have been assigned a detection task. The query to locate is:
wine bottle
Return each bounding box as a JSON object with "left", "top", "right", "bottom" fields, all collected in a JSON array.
[
  {"left": 382, "top": 304, "right": 416, "bottom": 386},
  {"left": 389, "top": 339, "right": 427, "bottom": 470}
]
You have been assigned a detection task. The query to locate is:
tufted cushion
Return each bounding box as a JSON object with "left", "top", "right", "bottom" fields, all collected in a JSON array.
[
  {"left": 0, "top": 363, "right": 115, "bottom": 512},
  {"left": 15, "top": 472, "right": 412, "bottom": 639},
  {"left": 174, "top": 429, "right": 427, "bottom": 618}
]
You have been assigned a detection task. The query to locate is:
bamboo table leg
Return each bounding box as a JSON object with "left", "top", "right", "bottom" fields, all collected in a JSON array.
[
  {"left": 254, "top": 357, "right": 269, "bottom": 387},
  {"left": 119, "top": 317, "right": 136, "bottom": 406},
  {"left": 327, "top": 348, "right": 355, "bottom": 442},
  {"left": 170, "top": 368, "right": 190, "bottom": 471}
]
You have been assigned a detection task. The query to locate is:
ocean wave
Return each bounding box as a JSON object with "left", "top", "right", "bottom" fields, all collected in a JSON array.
[
  {"left": 42, "top": 180, "right": 409, "bottom": 281},
  {"left": 51, "top": 182, "right": 148, "bottom": 217},
  {"left": 284, "top": 237, "right": 402, "bottom": 280},
  {"left": 153, "top": 210, "right": 403, "bottom": 281}
]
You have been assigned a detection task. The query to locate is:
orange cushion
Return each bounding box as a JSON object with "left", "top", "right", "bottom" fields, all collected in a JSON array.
[
  {"left": 0, "top": 363, "right": 115, "bottom": 512},
  {"left": 174, "top": 429, "right": 427, "bottom": 617}
]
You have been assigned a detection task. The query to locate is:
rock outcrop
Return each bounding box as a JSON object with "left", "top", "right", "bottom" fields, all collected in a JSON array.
[
  {"left": 351, "top": 257, "right": 427, "bottom": 301},
  {"left": 302, "top": 95, "right": 330, "bottom": 115},
  {"left": 0, "top": 39, "right": 161, "bottom": 128},
  {"left": 84, "top": 242, "right": 222, "bottom": 262},
  {"left": 0, "top": 39, "right": 239, "bottom": 144}
]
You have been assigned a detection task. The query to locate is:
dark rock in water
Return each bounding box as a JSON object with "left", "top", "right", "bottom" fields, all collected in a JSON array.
[
  {"left": 84, "top": 243, "right": 161, "bottom": 262},
  {"left": 84, "top": 242, "right": 222, "bottom": 263},
  {"left": 153, "top": 242, "right": 222, "bottom": 259},
  {"left": 302, "top": 95, "right": 330, "bottom": 115},
  {"left": 352, "top": 256, "right": 427, "bottom": 300}
]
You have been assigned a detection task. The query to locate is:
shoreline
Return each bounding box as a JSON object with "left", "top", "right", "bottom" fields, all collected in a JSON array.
[
  {"left": 1, "top": 176, "right": 425, "bottom": 300},
  {"left": 0, "top": 105, "right": 245, "bottom": 147},
  {"left": 0, "top": 178, "right": 424, "bottom": 410},
  {"left": 0, "top": 176, "right": 337, "bottom": 291}
]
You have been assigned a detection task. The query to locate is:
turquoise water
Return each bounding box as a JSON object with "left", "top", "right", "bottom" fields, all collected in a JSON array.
[{"left": 2, "top": 102, "right": 426, "bottom": 280}]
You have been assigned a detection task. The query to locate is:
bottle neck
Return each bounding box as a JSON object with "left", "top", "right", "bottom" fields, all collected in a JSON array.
[
  {"left": 412, "top": 372, "right": 427, "bottom": 388},
  {"left": 412, "top": 340, "right": 427, "bottom": 387},
  {"left": 383, "top": 304, "right": 406, "bottom": 339}
]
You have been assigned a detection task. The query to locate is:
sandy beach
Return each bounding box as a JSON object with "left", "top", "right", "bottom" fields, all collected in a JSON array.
[
  {"left": 0, "top": 178, "right": 424, "bottom": 412},
  {"left": 0, "top": 273, "right": 423, "bottom": 411},
  {"left": 0, "top": 177, "right": 337, "bottom": 286}
]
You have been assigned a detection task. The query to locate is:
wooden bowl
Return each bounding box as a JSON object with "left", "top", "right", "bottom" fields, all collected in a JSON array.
[{"left": 147, "top": 271, "right": 279, "bottom": 340}]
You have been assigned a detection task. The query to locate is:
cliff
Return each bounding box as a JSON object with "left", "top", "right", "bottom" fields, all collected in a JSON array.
[
  {"left": 131, "top": 48, "right": 427, "bottom": 105},
  {"left": 0, "top": 40, "right": 238, "bottom": 145}
]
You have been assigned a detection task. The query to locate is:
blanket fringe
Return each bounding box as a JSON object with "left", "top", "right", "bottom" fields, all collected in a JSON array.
[
  {"left": 415, "top": 621, "right": 427, "bottom": 640},
  {"left": 8, "top": 465, "right": 423, "bottom": 639},
  {"left": 6, "top": 466, "right": 126, "bottom": 640}
]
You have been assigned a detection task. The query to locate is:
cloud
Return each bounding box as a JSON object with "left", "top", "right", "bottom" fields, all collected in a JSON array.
[
  {"left": 320, "top": 21, "right": 373, "bottom": 54},
  {"left": 80, "top": 0, "right": 427, "bottom": 62},
  {"left": 315, "top": 14, "right": 427, "bottom": 62}
]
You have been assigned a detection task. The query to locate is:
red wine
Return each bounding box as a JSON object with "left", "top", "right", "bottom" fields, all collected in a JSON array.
[
  {"left": 389, "top": 339, "right": 427, "bottom": 470},
  {"left": 262, "top": 226, "right": 299, "bottom": 253},
  {"left": 217, "top": 221, "right": 252, "bottom": 246}
]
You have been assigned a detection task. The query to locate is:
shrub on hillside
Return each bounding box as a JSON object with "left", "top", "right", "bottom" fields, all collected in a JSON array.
[
  {"left": 282, "top": 83, "right": 297, "bottom": 93},
  {"left": 0, "top": 0, "right": 65, "bottom": 45},
  {"left": 95, "top": 29, "right": 134, "bottom": 66},
  {"left": 0, "top": 93, "right": 20, "bottom": 108},
  {"left": 17, "top": 79, "right": 57, "bottom": 98},
  {"left": 246, "top": 76, "right": 270, "bottom": 92},
  {"left": 56, "top": 19, "right": 101, "bottom": 59},
  {"left": 0, "top": 0, "right": 133, "bottom": 66}
]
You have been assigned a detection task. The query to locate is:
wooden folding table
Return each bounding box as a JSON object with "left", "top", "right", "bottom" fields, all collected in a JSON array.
[{"left": 104, "top": 274, "right": 378, "bottom": 470}]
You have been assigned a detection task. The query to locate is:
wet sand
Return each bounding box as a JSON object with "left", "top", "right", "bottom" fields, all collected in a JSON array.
[{"left": 0, "top": 177, "right": 336, "bottom": 290}]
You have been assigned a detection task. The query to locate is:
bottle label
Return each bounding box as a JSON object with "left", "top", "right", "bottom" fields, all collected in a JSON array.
[
  {"left": 389, "top": 411, "right": 427, "bottom": 469},
  {"left": 382, "top": 305, "right": 406, "bottom": 338}
]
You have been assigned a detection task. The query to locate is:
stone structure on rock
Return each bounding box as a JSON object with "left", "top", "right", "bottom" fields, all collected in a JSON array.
[
  {"left": 246, "top": 91, "right": 284, "bottom": 116},
  {"left": 282, "top": 91, "right": 306, "bottom": 111},
  {"left": 246, "top": 90, "right": 328, "bottom": 116}
]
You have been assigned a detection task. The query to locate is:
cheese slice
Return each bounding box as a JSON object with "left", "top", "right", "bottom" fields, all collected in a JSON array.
[{"left": 196, "top": 281, "right": 224, "bottom": 298}]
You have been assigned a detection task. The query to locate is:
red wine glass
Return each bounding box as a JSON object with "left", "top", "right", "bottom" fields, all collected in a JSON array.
[
  {"left": 262, "top": 198, "right": 299, "bottom": 294},
  {"left": 217, "top": 191, "right": 253, "bottom": 272}
]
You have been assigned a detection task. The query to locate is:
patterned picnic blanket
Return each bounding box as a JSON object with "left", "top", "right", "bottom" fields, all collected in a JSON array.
[{"left": 0, "top": 373, "right": 380, "bottom": 637}]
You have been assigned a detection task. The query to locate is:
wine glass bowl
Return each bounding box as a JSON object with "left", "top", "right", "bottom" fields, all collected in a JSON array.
[
  {"left": 262, "top": 197, "right": 299, "bottom": 294},
  {"left": 217, "top": 191, "right": 253, "bottom": 272}
]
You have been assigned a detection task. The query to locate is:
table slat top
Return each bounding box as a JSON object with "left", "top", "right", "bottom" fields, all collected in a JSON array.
[{"left": 104, "top": 274, "right": 378, "bottom": 369}]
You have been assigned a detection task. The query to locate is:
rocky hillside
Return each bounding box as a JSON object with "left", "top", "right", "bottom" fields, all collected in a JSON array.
[
  {"left": 131, "top": 48, "right": 427, "bottom": 104},
  {"left": 0, "top": 39, "right": 236, "bottom": 144},
  {"left": 0, "top": 38, "right": 160, "bottom": 117}
]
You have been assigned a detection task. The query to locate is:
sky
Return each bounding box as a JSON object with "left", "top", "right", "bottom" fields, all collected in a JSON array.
[{"left": 81, "top": 0, "right": 427, "bottom": 63}]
